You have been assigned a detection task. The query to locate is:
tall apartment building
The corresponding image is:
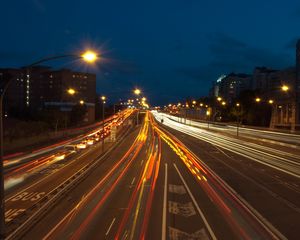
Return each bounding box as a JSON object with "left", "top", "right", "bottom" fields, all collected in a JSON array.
[
  {"left": 1, "top": 66, "right": 96, "bottom": 123},
  {"left": 218, "top": 73, "right": 252, "bottom": 103}
]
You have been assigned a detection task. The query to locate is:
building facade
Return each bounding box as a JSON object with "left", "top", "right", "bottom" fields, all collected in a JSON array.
[
  {"left": 218, "top": 73, "right": 252, "bottom": 103},
  {"left": 1, "top": 66, "right": 96, "bottom": 124}
]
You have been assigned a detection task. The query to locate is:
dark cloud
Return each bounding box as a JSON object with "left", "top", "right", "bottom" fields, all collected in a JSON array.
[
  {"left": 208, "top": 32, "right": 292, "bottom": 70},
  {"left": 176, "top": 33, "right": 293, "bottom": 89},
  {"left": 208, "top": 33, "right": 247, "bottom": 54}
]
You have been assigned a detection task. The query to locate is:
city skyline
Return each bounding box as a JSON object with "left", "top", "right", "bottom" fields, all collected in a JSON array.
[{"left": 1, "top": 1, "right": 300, "bottom": 105}]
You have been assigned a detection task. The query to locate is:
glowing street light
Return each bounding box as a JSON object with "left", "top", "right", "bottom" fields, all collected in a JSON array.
[
  {"left": 268, "top": 99, "right": 274, "bottom": 104},
  {"left": 134, "top": 88, "right": 141, "bottom": 95},
  {"left": 142, "top": 97, "right": 146, "bottom": 102},
  {"left": 236, "top": 103, "right": 240, "bottom": 107},
  {"left": 200, "top": 103, "right": 203, "bottom": 107},
  {"left": 281, "top": 85, "right": 289, "bottom": 92},
  {"left": 192, "top": 100, "right": 196, "bottom": 105},
  {"left": 217, "top": 97, "right": 222, "bottom": 101},
  {"left": 67, "top": 88, "right": 76, "bottom": 95},
  {"left": 79, "top": 100, "right": 84, "bottom": 105},
  {"left": 81, "top": 50, "right": 98, "bottom": 63},
  {"left": 221, "top": 101, "right": 226, "bottom": 106},
  {"left": 255, "top": 97, "right": 261, "bottom": 103},
  {"left": 101, "top": 96, "right": 106, "bottom": 101}
]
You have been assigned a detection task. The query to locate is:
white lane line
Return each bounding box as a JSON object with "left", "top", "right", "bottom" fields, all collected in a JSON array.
[
  {"left": 173, "top": 163, "right": 217, "bottom": 240},
  {"left": 140, "top": 159, "right": 144, "bottom": 166},
  {"left": 131, "top": 177, "right": 136, "bottom": 185},
  {"left": 162, "top": 163, "right": 168, "bottom": 240},
  {"left": 105, "top": 217, "right": 116, "bottom": 236}
]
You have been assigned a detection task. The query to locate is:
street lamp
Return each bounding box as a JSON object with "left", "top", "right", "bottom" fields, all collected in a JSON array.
[
  {"left": 206, "top": 110, "right": 211, "bottom": 129},
  {"left": 133, "top": 88, "right": 141, "bottom": 125},
  {"left": 281, "top": 85, "right": 289, "bottom": 92},
  {"left": 280, "top": 84, "right": 296, "bottom": 132},
  {"left": 235, "top": 103, "right": 241, "bottom": 137},
  {"left": 255, "top": 97, "right": 261, "bottom": 103},
  {"left": 268, "top": 99, "right": 274, "bottom": 104},
  {"left": 67, "top": 88, "right": 76, "bottom": 95},
  {"left": 79, "top": 100, "right": 85, "bottom": 105},
  {"left": 0, "top": 50, "right": 99, "bottom": 237},
  {"left": 81, "top": 50, "right": 98, "bottom": 63},
  {"left": 101, "top": 96, "right": 106, "bottom": 152},
  {"left": 134, "top": 88, "right": 141, "bottom": 95}
]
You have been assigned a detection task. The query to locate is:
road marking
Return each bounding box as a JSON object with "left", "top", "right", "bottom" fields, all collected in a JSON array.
[
  {"left": 131, "top": 177, "right": 136, "bottom": 185},
  {"left": 10, "top": 192, "right": 46, "bottom": 202},
  {"left": 105, "top": 217, "right": 116, "bottom": 236},
  {"left": 162, "top": 163, "right": 168, "bottom": 240},
  {"left": 173, "top": 163, "right": 217, "bottom": 240},
  {"left": 169, "top": 184, "right": 186, "bottom": 194},
  {"left": 168, "top": 201, "right": 196, "bottom": 217},
  {"left": 5, "top": 208, "right": 26, "bottom": 222},
  {"left": 140, "top": 159, "right": 144, "bottom": 166},
  {"left": 169, "top": 227, "right": 209, "bottom": 240}
]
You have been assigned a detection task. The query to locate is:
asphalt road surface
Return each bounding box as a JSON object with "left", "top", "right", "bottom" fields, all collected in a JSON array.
[{"left": 16, "top": 111, "right": 297, "bottom": 239}]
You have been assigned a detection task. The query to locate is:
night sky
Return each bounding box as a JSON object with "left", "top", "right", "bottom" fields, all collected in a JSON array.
[{"left": 1, "top": 0, "right": 300, "bottom": 105}]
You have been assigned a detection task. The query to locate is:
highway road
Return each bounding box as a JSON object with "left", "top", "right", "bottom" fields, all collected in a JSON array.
[
  {"left": 15, "top": 111, "right": 294, "bottom": 240},
  {"left": 153, "top": 111, "right": 300, "bottom": 239},
  {"left": 4, "top": 109, "right": 135, "bottom": 236},
  {"left": 164, "top": 113, "right": 300, "bottom": 146}
]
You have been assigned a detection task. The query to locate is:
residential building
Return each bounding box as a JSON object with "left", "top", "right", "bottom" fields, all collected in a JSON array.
[
  {"left": 1, "top": 66, "right": 96, "bottom": 123},
  {"left": 218, "top": 73, "right": 252, "bottom": 103}
]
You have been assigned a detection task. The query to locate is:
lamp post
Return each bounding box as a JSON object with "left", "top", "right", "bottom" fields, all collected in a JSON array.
[
  {"left": 206, "top": 109, "right": 211, "bottom": 130},
  {"left": 133, "top": 88, "right": 141, "bottom": 125},
  {"left": 101, "top": 96, "right": 106, "bottom": 152},
  {"left": 281, "top": 85, "right": 296, "bottom": 132},
  {"left": 0, "top": 50, "right": 98, "bottom": 237},
  {"left": 235, "top": 103, "right": 241, "bottom": 137}
]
